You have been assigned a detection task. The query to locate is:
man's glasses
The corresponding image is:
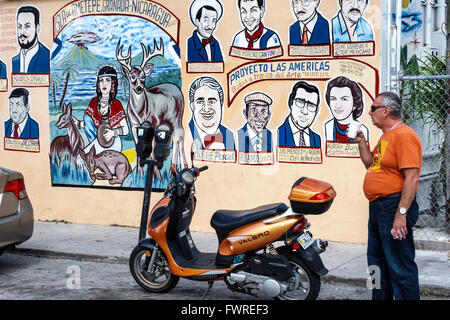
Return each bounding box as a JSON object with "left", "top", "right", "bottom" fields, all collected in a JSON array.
[
  {"left": 293, "top": 98, "right": 318, "bottom": 112},
  {"left": 371, "top": 105, "right": 386, "bottom": 113}
]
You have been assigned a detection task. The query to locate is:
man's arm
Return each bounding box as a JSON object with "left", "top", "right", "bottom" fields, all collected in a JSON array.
[
  {"left": 355, "top": 130, "right": 372, "bottom": 169},
  {"left": 392, "top": 167, "right": 420, "bottom": 240}
]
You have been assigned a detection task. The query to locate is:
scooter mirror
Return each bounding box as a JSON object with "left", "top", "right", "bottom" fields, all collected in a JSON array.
[
  {"left": 153, "top": 124, "right": 172, "bottom": 165},
  {"left": 135, "top": 121, "right": 154, "bottom": 160}
]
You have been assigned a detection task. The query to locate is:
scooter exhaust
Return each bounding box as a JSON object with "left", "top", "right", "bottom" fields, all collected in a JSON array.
[{"left": 312, "top": 239, "right": 328, "bottom": 254}]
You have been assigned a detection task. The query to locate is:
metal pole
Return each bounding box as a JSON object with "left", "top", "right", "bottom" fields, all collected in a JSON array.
[
  {"left": 394, "top": 0, "right": 402, "bottom": 95},
  {"left": 386, "top": 0, "right": 393, "bottom": 91},
  {"left": 138, "top": 162, "right": 155, "bottom": 241}
]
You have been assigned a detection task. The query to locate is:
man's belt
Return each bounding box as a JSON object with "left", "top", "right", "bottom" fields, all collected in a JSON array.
[{"left": 373, "top": 192, "right": 402, "bottom": 202}]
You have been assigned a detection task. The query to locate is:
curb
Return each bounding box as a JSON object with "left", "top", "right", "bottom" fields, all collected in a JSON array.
[
  {"left": 7, "top": 247, "right": 450, "bottom": 298},
  {"left": 322, "top": 275, "right": 450, "bottom": 298},
  {"left": 7, "top": 247, "right": 129, "bottom": 265}
]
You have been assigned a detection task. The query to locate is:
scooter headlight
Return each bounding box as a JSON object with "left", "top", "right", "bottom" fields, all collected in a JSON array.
[{"left": 181, "top": 170, "right": 195, "bottom": 185}]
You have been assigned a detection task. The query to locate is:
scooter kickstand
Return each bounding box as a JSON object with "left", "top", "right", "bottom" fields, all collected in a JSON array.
[{"left": 202, "top": 281, "right": 214, "bottom": 300}]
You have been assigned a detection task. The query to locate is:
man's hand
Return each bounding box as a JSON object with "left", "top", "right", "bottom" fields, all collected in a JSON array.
[
  {"left": 392, "top": 212, "right": 408, "bottom": 240},
  {"left": 355, "top": 130, "right": 372, "bottom": 169}
]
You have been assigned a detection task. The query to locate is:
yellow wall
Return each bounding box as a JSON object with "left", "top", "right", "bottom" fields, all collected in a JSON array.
[{"left": 0, "top": 0, "right": 382, "bottom": 244}]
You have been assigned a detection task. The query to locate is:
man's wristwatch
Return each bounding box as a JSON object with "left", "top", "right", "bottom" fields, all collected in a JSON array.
[{"left": 399, "top": 207, "right": 408, "bottom": 215}]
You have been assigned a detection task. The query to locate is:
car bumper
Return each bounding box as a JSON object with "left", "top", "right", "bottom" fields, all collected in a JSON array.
[{"left": 0, "top": 197, "right": 34, "bottom": 249}]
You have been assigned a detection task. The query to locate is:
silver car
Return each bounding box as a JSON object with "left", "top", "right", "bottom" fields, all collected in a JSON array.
[{"left": 0, "top": 167, "right": 33, "bottom": 255}]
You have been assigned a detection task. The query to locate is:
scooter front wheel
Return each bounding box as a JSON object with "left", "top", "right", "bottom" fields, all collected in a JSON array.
[{"left": 129, "top": 245, "right": 179, "bottom": 293}]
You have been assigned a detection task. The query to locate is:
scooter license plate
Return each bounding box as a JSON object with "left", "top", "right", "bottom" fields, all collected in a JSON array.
[{"left": 298, "top": 232, "right": 313, "bottom": 249}]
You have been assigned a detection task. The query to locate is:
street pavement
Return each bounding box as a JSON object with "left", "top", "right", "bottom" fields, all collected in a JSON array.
[{"left": 6, "top": 221, "right": 450, "bottom": 299}]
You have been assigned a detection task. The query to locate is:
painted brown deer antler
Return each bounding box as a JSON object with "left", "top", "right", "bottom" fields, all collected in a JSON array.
[
  {"left": 140, "top": 38, "right": 164, "bottom": 68},
  {"left": 115, "top": 38, "right": 132, "bottom": 72}
]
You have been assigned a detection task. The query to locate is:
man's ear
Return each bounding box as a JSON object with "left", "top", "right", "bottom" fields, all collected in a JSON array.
[
  {"left": 261, "top": 6, "right": 265, "bottom": 18},
  {"left": 243, "top": 108, "right": 248, "bottom": 120},
  {"left": 36, "top": 23, "right": 41, "bottom": 35}
]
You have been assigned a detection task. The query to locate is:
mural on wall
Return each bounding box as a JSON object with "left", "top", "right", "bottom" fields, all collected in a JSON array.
[
  {"left": 12, "top": 5, "right": 50, "bottom": 87},
  {"left": 4, "top": 87, "right": 40, "bottom": 152},
  {"left": 188, "top": 76, "right": 236, "bottom": 163},
  {"left": 187, "top": 0, "right": 225, "bottom": 73},
  {"left": 288, "top": 0, "right": 331, "bottom": 57},
  {"left": 331, "top": 0, "right": 375, "bottom": 57},
  {"left": 237, "top": 91, "right": 274, "bottom": 165},
  {"left": 277, "top": 80, "right": 322, "bottom": 164},
  {"left": 323, "top": 76, "right": 369, "bottom": 158},
  {"left": 230, "top": 0, "right": 283, "bottom": 60},
  {"left": 0, "top": 0, "right": 383, "bottom": 196},
  {"left": 49, "top": 2, "right": 184, "bottom": 190}
]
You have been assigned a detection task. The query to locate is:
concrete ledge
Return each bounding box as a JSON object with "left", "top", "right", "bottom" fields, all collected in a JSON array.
[{"left": 414, "top": 240, "right": 450, "bottom": 251}]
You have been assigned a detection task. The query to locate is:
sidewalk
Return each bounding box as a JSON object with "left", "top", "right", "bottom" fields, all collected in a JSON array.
[{"left": 13, "top": 221, "right": 450, "bottom": 297}]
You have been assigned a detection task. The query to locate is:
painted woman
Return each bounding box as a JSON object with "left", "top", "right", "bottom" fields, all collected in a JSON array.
[
  {"left": 73, "top": 66, "right": 129, "bottom": 154},
  {"left": 323, "top": 76, "right": 369, "bottom": 143}
]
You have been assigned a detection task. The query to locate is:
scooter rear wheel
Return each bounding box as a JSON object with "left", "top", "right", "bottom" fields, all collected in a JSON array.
[
  {"left": 129, "top": 245, "right": 179, "bottom": 293},
  {"left": 275, "top": 253, "right": 321, "bottom": 300}
]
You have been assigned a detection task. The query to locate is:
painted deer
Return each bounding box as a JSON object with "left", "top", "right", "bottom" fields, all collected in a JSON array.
[
  {"left": 116, "top": 38, "right": 188, "bottom": 176},
  {"left": 50, "top": 103, "right": 85, "bottom": 166},
  {"left": 84, "top": 147, "right": 131, "bottom": 185}
]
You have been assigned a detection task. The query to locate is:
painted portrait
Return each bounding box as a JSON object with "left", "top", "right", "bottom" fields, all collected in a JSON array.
[
  {"left": 278, "top": 80, "right": 322, "bottom": 148},
  {"left": 289, "top": 0, "right": 330, "bottom": 45},
  {"left": 332, "top": 0, "right": 374, "bottom": 42},
  {"left": 13, "top": 5, "right": 50, "bottom": 74},
  {"left": 323, "top": 76, "right": 369, "bottom": 142}
]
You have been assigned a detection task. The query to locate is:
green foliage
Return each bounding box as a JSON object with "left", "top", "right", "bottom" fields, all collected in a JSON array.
[{"left": 401, "top": 48, "right": 448, "bottom": 132}]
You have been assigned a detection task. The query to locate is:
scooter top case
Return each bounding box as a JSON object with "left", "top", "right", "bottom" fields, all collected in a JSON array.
[{"left": 288, "top": 177, "right": 336, "bottom": 215}]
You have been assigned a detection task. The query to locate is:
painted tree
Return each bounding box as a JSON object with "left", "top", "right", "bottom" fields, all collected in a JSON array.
[{"left": 59, "top": 62, "right": 80, "bottom": 109}]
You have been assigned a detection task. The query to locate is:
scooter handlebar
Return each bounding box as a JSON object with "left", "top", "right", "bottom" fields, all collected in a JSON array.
[{"left": 198, "top": 166, "right": 208, "bottom": 172}]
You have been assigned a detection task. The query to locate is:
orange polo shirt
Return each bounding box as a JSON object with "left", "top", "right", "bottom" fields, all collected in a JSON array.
[{"left": 363, "top": 125, "right": 422, "bottom": 202}]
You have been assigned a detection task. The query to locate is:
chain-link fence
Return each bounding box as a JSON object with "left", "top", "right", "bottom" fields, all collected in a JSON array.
[{"left": 398, "top": 73, "right": 449, "bottom": 246}]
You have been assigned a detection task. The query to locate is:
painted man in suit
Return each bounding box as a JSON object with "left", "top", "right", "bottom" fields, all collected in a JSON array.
[
  {"left": 332, "top": 0, "right": 373, "bottom": 42},
  {"left": 237, "top": 92, "right": 273, "bottom": 153},
  {"left": 289, "top": 0, "right": 330, "bottom": 45},
  {"left": 187, "top": 0, "right": 224, "bottom": 62},
  {"left": 4, "top": 88, "right": 39, "bottom": 139},
  {"left": 232, "top": 0, "right": 281, "bottom": 50},
  {"left": 278, "top": 81, "right": 321, "bottom": 148},
  {"left": 12, "top": 5, "right": 50, "bottom": 74},
  {"left": 188, "top": 76, "right": 235, "bottom": 150}
]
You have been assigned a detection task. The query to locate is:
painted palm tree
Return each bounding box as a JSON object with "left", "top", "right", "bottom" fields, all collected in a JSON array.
[
  {"left": 50, "top": 72, "right": 61, "bottom": 109},
  {"left": 59, "top": 61, "right": 80, "bottom": 109}
]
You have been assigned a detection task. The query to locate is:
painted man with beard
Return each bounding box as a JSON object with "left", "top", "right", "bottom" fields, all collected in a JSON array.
[
  {"left": 188, "top": 76, "right": 235, "bottom": 150},
  {"left": 332, "top": 0, "right": 373, "bottom": 42},
  {"left": 187, "top": 0, "right": 224, "bottom": 62},
  {"left": 289, "top": 0, "right": 330, "bottom": 45},
  {"left": 238, "top": 92, "right": 273, "bottom": 153},
  {"left": 12, "top": 5, "right": 50, "bottom": 74},
  {"left": 232, "top": 0, "right": 281, "bottom": 50},
  {"left": 4, "top": 88, "right": 39, "bottom": 139}
]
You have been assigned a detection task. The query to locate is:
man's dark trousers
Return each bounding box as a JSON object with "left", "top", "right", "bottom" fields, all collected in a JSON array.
[{"left": 367, "top": 196, "right": 420, "bottom": 300}]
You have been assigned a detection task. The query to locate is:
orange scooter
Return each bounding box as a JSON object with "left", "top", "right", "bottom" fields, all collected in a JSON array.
[{"left": 129, "top": 122, "right": 336, "bottom": 300}]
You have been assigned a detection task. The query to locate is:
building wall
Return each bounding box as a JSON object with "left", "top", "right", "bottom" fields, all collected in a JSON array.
[{"left": 0, "top": 0, "right": 383, "bottom": 244}]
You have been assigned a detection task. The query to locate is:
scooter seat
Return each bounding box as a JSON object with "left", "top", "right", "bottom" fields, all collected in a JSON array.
[{"left": 211, "top": 203, "right": 288, "bottom": 237}]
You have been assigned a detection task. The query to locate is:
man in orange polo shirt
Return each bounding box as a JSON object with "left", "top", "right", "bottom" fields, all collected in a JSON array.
[{"left": 355, "top": 92, "right": 422, "bottom": 300}]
